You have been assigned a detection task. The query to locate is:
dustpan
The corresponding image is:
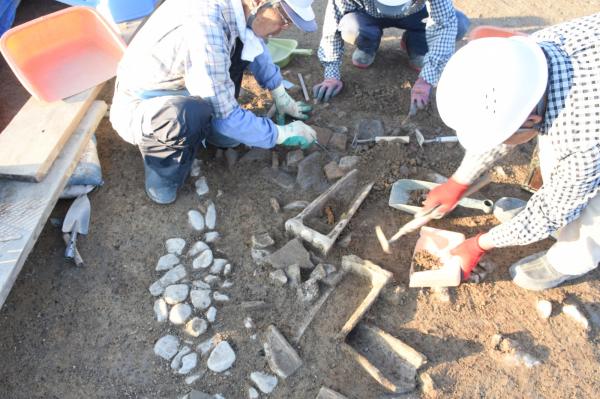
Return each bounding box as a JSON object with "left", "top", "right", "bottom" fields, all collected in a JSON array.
[
  {"left": 0, "top": 6, "right": 126, "bottom": 102},
  {"left": 267, "top": 38, "right": 312, "bottom": 68},
  {"left": 408, "top": 226, "right": 464, "bottom": 288}
]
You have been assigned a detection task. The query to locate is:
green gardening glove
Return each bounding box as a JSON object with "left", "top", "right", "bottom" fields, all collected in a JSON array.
[{"left": 275, "top": 121, "right": 316, "bottom": 149}]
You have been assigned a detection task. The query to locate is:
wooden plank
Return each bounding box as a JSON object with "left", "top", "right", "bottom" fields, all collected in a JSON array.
[
  {"left": 0, "top": 101, "right": 107, "bottom": 307},
  {"left": 0, "top": 84, "right": 104, "bottom": 182}
]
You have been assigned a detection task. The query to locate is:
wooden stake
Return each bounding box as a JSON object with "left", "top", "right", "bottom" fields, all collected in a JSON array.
[{"left": 298, "top": 73, "right": 310, "bottom": 102}]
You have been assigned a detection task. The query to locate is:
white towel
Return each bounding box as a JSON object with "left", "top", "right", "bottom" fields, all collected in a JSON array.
[{"left": 231, "top": 0, "right": 265, "bottom": 62}]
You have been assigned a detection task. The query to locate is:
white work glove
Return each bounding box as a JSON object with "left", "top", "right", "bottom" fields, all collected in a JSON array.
[
  {"left": 276, "top": 121, "right": 316, "bottom": 149},
  {"left": 271, "top": 84, "right": 312, "bottom": 124}
]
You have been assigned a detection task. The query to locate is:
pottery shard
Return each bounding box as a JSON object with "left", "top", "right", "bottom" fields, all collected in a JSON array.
[
  {"left": 264, "top": 325, "right": 302, "bottom": 379},
  {"left": 268, "top": 238, "right": 314, "bottom": 270}
]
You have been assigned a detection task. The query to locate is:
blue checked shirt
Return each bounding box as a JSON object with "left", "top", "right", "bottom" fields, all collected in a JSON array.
[
  {"left": 453, "top": 13, "right": 600, "bottom": 248},
  {"left": 115, "top": 0, "right": 281, "bottom": 148},
  {"left": 317, "top": 0, "right": 457, "bottom": 85}
]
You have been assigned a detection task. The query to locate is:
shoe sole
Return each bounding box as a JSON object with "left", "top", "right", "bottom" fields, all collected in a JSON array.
[
  {"left": 509, "top": 264, "right": 580, "bottom": 291},
  {"left": 352, "top": 59, "right": 371, "bottom": 69}
]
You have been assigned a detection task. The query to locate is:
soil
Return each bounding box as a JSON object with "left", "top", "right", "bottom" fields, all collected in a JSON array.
[
  {"left": 1, "top": 1, "right": 600, "bottom": 399},
  {"left": 412, "top": 250, "right": 442, "bottom": 272},
  {"left": 408, "top": 189, "right": 429, "bottom": 207}
]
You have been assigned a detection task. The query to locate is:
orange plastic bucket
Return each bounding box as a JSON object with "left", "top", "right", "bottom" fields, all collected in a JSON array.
[
  {"left": 0, "top": 6, "right": 126, "bottom": 102},
  {"left": 468, "top": 25, "right": 526, "bottom": 41}
]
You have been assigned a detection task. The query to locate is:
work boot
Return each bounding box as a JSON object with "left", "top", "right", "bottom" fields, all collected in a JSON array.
[
  {"left": 510, "top": 251, "right": 581, "bottom": 291},
  {"left": 400, "top": 33, "right": 424, "bottom": 72},
  {"left": 493, "top": 197, "right": 526, "bottom": 223},
  {"left": 144, "top": 164, "right": 178, "bottom": 205},
  {"left": 352, "top": 49, "right": 375, "bottom": 69}
]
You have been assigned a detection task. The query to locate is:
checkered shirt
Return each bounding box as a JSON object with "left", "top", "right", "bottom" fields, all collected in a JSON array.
[
  {"left": 317, "top": 0, "right": 457, "bottom": 85},
  {"left": 116, "top": 0, "right": 242, "bottom": 119},
  {"left": 453, "top": 13, "right": 600, "bottom": 247}
]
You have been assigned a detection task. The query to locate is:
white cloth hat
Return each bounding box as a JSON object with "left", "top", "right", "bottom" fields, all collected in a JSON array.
[{"left": 436, "top": 36, "right": 548, "bottom": 152}]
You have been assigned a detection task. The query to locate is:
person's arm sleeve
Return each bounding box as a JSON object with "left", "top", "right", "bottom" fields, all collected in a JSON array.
[
  {"left": 420, "top": 0, "right": 457, "bottom": 86},
  {"left": 317, "top": 0, "right": 352, "bottom": 80},
  {"left": 248, "top": 40, "right": 283, "bottom": 90},
  {"left": 453, "top": 144, "right": 515, "bottom": 184},
  {"left": 488, "top": 146, "right": 600, "bottom": 247},
  {"left": 212, "top": 106, "right": 278, "bottom": 148}
]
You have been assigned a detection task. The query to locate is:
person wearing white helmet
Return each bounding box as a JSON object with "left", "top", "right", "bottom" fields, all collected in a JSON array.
[
  {"left": 421, "top": 13, "right": 600, "bottom": 291},
  {"left": 110, "top": 0, "right": 317, "bottom": 204},
  {"left": 313, "top": 0, "right": 469, "bottom": 114}
]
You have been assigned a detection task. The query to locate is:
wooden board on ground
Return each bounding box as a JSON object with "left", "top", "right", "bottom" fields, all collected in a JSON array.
[
  {"left": 0, "top": 101, "right": 107, "bottom": 307},
  {"left": 0, "top": 84, "right": 104, "bottom": 182}
]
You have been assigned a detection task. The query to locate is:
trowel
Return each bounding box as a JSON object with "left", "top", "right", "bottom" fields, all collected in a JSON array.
[
  {"left": 414, "top": 129, "right": 458, "bottom": 148},
  {"left": 62, "top": 195, "right": 90, "bottom": 264}
]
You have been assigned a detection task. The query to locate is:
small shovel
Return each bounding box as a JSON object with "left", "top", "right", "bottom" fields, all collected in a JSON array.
[
  {"left": 62, "top": 195, "right": 91, "bottom": 264},
  {"left": 414, "top": 129, "right": 458, "bottom": 148}
]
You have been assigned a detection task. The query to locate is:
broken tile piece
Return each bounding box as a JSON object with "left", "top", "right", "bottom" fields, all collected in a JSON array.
[
  {"left": 250, "top": 371, "right": 278, "bottom": 394},
  {"left": 270, "top": 270, "right": 288, "bottom": 285},
  {"left": 268, "top": 239, "right": 313, "bottom": 270},
  {"left": 264, "top": 325, "right": 302, "bottom": 379},
  {"left": 324, "top": 161, "right": 345, "bottom": 181},
  {"left": 252, "top": 232, "right": 275, "bottom": 249}
]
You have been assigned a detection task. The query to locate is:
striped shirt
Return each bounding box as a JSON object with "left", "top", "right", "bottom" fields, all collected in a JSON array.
[
  {"left": 453, "top": 13, "right": 600, "bottom": 248},
  {"left": 317, "top": 0, "right": 458, "bottom": 85}
]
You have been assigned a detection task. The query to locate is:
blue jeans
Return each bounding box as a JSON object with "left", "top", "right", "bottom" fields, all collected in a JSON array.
[{"left": 339, "top": 6, "right": 470, "bottom": 56}]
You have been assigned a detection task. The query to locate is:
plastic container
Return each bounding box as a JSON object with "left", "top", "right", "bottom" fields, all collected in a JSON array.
[
  {"left": 0, "top": 6, "right": 126, "bottom": 102},
  {"left": 55, "top": 0, "right": 158, "bottom": 23},
  {"left": 468, "top": 25, "right": 526, "bottom": 41},
  {"left": 408, "top": 226, "right": 464, "bottom": 288}
]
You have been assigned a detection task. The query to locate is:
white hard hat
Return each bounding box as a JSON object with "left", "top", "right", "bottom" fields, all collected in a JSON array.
[
  {"left": 375, "top": 0, "right": 412, "bottom": 15},
  {"left": 436, "top": 36, "right": 548, "bottom": 152},
  {"left": 281, "top": 0, "right": 316, "bottom": 32}
]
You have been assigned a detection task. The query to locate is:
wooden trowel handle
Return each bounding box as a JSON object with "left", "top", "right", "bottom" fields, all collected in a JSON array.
[{"left": 291, "top": 49, "right": 313, "bottom": 56}]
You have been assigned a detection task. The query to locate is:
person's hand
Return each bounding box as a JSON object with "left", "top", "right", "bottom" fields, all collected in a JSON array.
[
  {"left": 276, "top": 121, "right": 316, "bottom": 149},
  {"left": 409, "top": 77, "right": 432, "bottom": 116},
  {"left": 450, "top": 233, "right": 486, "bottom": 280},
  {"left": 313, "top": 78, "right": 343, "bottom": 103},
  {"left": 417, "top": 178, "right": 470, "bottom": 218},
  {"left": 271, "top": 84, "right": 312, "bottom": 121}
]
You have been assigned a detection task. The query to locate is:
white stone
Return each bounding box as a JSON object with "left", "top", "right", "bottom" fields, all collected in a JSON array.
[
  {"left": 244, "top": 317, "right": 255, "bottom": 330},
  {"left": 185, "top": 374, "right": 202, "bottom": 385},
  {"left": 185, "top": 317, "right": 208, "bottom": 337},
  {"left": 193, "top": 280, "right": 211, "bottom": 290},
  {"left": 223, "top": 263, "right": 232, "bottom": 276},
  {"left": 205, "top": 201, "right": 217, "bottom": 230},
  {"left": 156, "top": 253, "right": 180, "bottom": 271},
  {"left": 164, "top": 284, "right": 190, "bottom": 305},
  {"left": 206, "top": 306, "right": 217, "bottom": 323},
  {"left": 204, "top": 275, "right": 220, "bottom": 286},
  {"left": 171, "top": 346, "right": 192, "bottom": 370},
  {"left": 536, "top": 299, "right": 552, "bottom": 319},
  {"left": 204, "top": 231, "right": 221, "bottom": 243},
  {"left": 160, "top": 265, "right": 187, "bottom": 287},
  {"left": 563, "top": 304, "right": 590, "bottom": 330},
  {"left": 170, "top": 303, "right": 192, "bottom": 325},
  {"left": 154, "top": 335, "right": 180, "bottom": 360},
  {"left": 214, "top": 395, "right": 225, "bottom": 399},
  {"left": 211, "top": 259, "right": 228, "bottom": 275},
  {"left": 250, "top": 371, "right": 278, "bottom": 394},
  {"left": 166, "top": 238, "right": 186, "bottom": 255},
  {"left": 251, "top": 248, "right": 271, "bottom": 265},
  {"left": 188, "top": 241, "right": 209, "bottom": 257},
  {"left": 193, "top": 250, "right": 214, "bottom": 269},
  {"left": 197, "top": 336, "right": 218, "bottom": 356},
  {"left": 154, "top": 298, "right": 169, "bottom": 323},
  {"left": 191, "top": 159, "right": 202, "bottom": 177},
  {"left": 221, "top": 280, "right": 234, "bottom": 288},
  {"left": 213, "top": 292, "right": 230, "bottom": 302},
  {"left": 248, "top": 387, "right": 259, "bottom": 399},
  {"left": 149, "top": 280, "right": 165, "bottom": 296},
  {"left": 270, "top": 270, "right": 288, "bottom": 285},
  {"left": 195, "top": 177, "right": 210, "bottom": 196},
  {"left": 190, "top": 289, "right": 212, "bottom": 310},
  {"left": 188, "top": 210, "right": 205, "bottom": 231},
  {"left": 178, "top": 352, "right": 198, "bottom": 375},
  {"left": 207, "top": 341, "right": 236, "bottom": 372}
]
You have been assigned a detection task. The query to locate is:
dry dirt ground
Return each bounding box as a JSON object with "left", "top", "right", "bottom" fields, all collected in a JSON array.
[{"left": 1, "top": 1, "right": 600, "bottom": 398}]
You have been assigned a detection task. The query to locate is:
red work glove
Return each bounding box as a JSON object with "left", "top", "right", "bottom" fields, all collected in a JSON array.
[
  {"left": 409, "top": 77, "right": 432, "bottom": 115},
  {"left": 420, "top": 178, "right": 470, "bottom": 217},
  {"left": 450, "top": 233, "right": 486, "bottom": 280}
]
